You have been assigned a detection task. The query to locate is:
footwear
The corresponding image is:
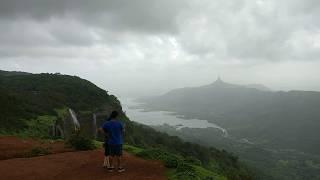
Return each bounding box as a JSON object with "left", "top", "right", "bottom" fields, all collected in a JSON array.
[
  {"left": 118, "top": 167, "right": 125, "bottom": 172},
  {"left": 107, "top": 167, "right": 114, "bottom": 172},
  {"left": 107, "top": 167, "right": 113, "bottom": 172}
]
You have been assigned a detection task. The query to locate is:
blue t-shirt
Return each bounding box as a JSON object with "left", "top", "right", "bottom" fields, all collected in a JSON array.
[{"left": 102, "top": 120, "right": 124, "bottom": 145}]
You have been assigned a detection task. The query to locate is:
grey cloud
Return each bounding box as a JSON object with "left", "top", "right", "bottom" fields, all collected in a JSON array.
[
  {"left": 177, "top": 0, "right": 320, "bottom": 62},
  {"left": 1, "top": 0, "right": 320, "bottom": 95},
  {"left": 0, "top": 0, "right": 185, "bottom": 34},
  {"left": 1, "top": 0, "right": 320, "bottom": 62}
]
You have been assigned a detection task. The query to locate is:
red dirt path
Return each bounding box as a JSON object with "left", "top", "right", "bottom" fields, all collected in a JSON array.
[
  {"left": 0, "top": 136, "right": 166, "bottom": 180},
  {"left": 0, "top": 136, "right": 73, "bottom": 160}
]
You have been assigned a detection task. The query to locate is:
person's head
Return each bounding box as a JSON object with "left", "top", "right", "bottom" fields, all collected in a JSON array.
[{"left": 108, "top": 111, "right": 119, "bottom": 120}]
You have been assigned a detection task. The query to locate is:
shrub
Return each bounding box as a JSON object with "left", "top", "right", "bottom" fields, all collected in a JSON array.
[
  {"left": 136, "top": 148, "right": 181, "bottom": 168},
  {"left": 27, "top": 147, "right": 50, "bottom": 157},
  {"left": 175, "top": 171, "right": 200, "bottom": 180},
  {"left": 176, "top": 162, "right": 200, "bottom": 180},
  {"left": 164, "top": 154, "right": 180, "bottom": 168},
  {"left": 177, "top": 162, "right": 196, "bottom": 173},
  {"left": 67, "top": 133, "right": 95, "bottom": 150},
  {"left": 184, "top": 156, "right": 202, "bottom": 166}
]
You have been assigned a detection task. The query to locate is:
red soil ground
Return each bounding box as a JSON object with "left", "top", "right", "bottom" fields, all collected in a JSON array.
[
  {"left": 0, "top": 136, "right": 73, "bottom": 160},
  {"left": 0, "top": 136, "right": 166, "bottom": 180}
]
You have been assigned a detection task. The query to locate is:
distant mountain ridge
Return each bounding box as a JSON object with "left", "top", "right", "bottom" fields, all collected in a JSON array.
[
  {"left": 165, "top": 78, "right": 271, "bottom": 98},
  {"left": 244, "top": 84, "right": 271, "bottom": 91},
  {"left": 203, "top": 77, "right": 271, "bottom": 91},
  {"left": 140, "top": 78, "right": 320, "bottom": 155}
]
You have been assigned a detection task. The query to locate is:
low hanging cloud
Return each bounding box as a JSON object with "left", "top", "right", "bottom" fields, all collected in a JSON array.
[
  {"left": 0, "top": 0, "right": 318, "bottom": 61},
  {"left": 177, "top": 0, "right": 320, "bottom": 61},
  {"left": 0, "top": 0, "right": 320, "bottom": 96},
  {"left": 0, "top": 0, "right": 185, "bottom": 34}
]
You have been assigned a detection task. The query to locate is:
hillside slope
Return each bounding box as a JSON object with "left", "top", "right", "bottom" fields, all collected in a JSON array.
[
  {"left": 0, "top": 70, "right": 121, "bottom": 131},
  {"left": 0, "top": 70, "right": 253, "bottom": 180}
]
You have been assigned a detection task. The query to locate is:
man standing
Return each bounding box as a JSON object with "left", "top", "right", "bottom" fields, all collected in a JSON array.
[{"left": 102, "top": 111, "right": 125, "bottom": 172}]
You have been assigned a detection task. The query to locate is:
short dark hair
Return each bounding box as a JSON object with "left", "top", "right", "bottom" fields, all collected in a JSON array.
[{"left": 109, "top": 111, "right": 119, "bottom": 119}]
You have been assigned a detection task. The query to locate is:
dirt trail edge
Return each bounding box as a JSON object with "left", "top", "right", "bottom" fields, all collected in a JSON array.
[
  {"left": 0, "top": 136, "right": 166, "bottom": 179},
  {"left": 0, "top": 149, "right": 166, "bottom": 180}
]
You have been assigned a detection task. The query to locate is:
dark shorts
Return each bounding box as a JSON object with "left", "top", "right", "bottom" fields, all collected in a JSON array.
[
  {"left": 109, "top": 144, "right": 123, "bottom": 156},
  {"left": 103, "top": 143, "right": 110, "bottom": 156}
]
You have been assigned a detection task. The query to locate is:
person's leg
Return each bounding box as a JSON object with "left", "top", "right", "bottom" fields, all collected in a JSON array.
[
  {"left": 109, "top": 156, "right": 113, "bottom": 167},
  {"left": 116, "top": 156, "right": 120, "bottom": 168},
  {"left": 107, "top": 145, "right": 116, "bottom": 172},
  {"left": 103, "top": 156, "right": 107, "bottom": 167},
  {"left": 103, "top": 156, "right": 110, "bottom": 167},
  {"left": 103, "top": 143, "right": 111, "bottom": 168},
  {"left": 116, "top": 145, "right": 125, "bottom": 172}
]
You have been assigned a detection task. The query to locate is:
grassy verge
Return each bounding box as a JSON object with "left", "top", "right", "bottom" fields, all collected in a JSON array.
[{"left": 124, "top": 144, "right": 227, "bottom": 180}]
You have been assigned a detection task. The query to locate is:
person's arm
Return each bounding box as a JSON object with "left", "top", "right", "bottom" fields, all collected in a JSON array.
[
  {"left": 97, "top": 127, "right": 104, "bottom": 133},
  {"left": 99, "top": 123, "right": 109, "bottom": 135}
]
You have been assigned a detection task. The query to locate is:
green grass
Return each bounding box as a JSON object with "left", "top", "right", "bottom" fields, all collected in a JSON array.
[
  {"left": 93, "top": 140, "right": 104, "bottom": 149},
  {"left": 0, "top": 115, "right": 56, "bottom": 139},
  {"left": 124, "top": 144, "right": 227, "bottom": 180},
  {"left": 193, "top": 165, "right": 227, "bottom": 180},
  {"left": 124, "top": 144, "right": 144, "bottom": 154}
]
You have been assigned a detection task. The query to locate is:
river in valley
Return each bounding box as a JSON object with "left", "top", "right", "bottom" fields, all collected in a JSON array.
[{"left": 120, "top": 98, "right": 228, "bottom": 137}]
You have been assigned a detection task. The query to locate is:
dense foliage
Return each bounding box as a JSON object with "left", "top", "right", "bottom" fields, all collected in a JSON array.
[
  {"left": 0, "top": 70, "right": 120, "bottom": 131},
  {"left": 66, "top": 133, "right": 96, "bottom": 150},
  {"left": 122, "top": 120, "right": 252, "bottom": 179}
]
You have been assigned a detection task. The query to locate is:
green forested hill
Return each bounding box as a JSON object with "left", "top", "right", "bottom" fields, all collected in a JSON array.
[
  {"left": 0, "top": 70, "right": 120, "bottom": 130},
  {"left": 0, "top": 70, "right": 253, "bottom": 180}
]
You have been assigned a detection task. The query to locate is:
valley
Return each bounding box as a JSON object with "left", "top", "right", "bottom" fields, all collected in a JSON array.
[{"left": 136, "top": 79, "right": 320, "bottom": 180}]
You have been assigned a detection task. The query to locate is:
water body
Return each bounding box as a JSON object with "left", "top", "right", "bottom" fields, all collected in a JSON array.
[{"left": 121, "top": 98, "right": 228, "bottom": 137}]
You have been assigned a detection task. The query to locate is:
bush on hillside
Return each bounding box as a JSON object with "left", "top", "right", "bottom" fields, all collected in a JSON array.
[
  {"left": 176, "top": 162, "right": 199, "bottom": 180},
  {"left": 184, "top": 156, "right": 202, "bottom": 166},
  {"left": 136, "top": 148, "right": 181, "bottom": 168},
  {"left": 27, "top": 147, "right": 50, "bottom": 157},
  {"left": 66, "top": 133, "right": 95, "bottom": 150},
  {"left": 177, "top": 162, "right": 196, "bottom": 173},
  {"left": 176, "top": 162, "right": 203, "bottom": 180},
  {"left": 175, "top": 171, "right": 199, "bottom": 180}
]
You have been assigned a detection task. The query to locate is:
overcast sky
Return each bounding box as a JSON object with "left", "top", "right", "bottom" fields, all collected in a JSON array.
[{"left": 1, "top": 0, "right": 320, "bottom": 97}]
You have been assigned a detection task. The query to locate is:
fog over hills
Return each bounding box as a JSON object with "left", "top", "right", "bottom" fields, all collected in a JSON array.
[
  {"left": 141, "top": 78, "right": 320, "bottom": 155},
  {"left": 138, "top": 78, "right": 320, "bottom": 179}
]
